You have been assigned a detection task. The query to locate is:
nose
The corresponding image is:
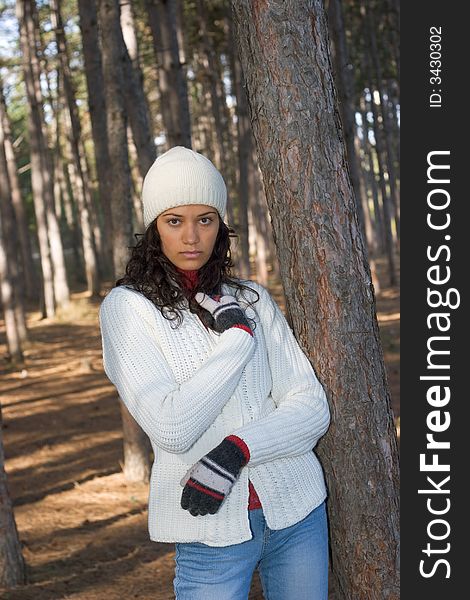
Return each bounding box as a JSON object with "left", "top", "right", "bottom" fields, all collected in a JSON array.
[{"left": 182, "top": 222, "right": 199, "bottom": 245}]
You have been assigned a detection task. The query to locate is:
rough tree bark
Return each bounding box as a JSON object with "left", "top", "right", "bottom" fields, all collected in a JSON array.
[
  {"left": 231, "top": 1, "right": 399, "bottom": 598},
  {"left": 98, "top": 0, "right": 151, "bottom": 482}
]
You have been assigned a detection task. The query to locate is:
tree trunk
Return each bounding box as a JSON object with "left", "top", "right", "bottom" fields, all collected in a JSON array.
[
  {"left": 351, "top": 131, "right": 381, "bottom": 291},
  {"left": 127, "top": 125, "right": 146, "bottom": 232},
  {"left": 365, "top": 5, "right": 400, "bottom": 243},
  {"left": 51, "top": 0, "right": 100, "bottom": 296},
  {"left": 54, "top": 79, "right": 86, "bottom": 283},
  {"left": 162, "top": 0, "right": 192, "bottom": 148},
  {"left": 0, "top": 79, "right": 38, "bottom": 303},
  {"left": 387, "top": 79, "right": 400, "bottom": 183},
  {"left": 28, "top": 0, "right": 70, "bottom": 310},
  {"left": 231, "top": 2, "right": 400, "bottom": 598},
  {"left": 0, "top": 405, "right": 26, "bottom": 587},
  {"left": 213, "top": 46, "right": 238, "bottom": 206},
  {"left": 0, "top": 143, "right": 28, "bottom": 353},
  {"left": 98, "top": 0, "right": 151, "bottom": 482},
  {"left": 364, "top": 80, "right": 396, "bottom": 286},
  {"left": 77, "top": 0, "right": 114, "bottom": 279},
  {"left": 55, "top": 139, "right": 84, "bottom": 280},
  {"left": 233, "top": 72, "right": 251, "bottom": 278},
  {"left": 118, "top": 21, "right": 156, "bottom": 179},
  {"left": 360, "top": 98, "right": 385, "bottom": 256},
  {"left": 120, "top": 0, "right": 156, "bottom": 182},
  {"left": 258, "top": 174, "right": 281, "bottom": 281},
  {"left": 226, "top": 11, "right": 250, "bottom": 277},
  {"left": 0, "top": 220, "right": 23, "bottom": 364},
  {"left": 328, "top": 0, "right": 381, "bottom": 293},
  {"left": 252, "top": 148, "right": 279, "bottom": 282},
  {"left": 353, "top": 135, "right": 375, "bottom": 252},
  {"left": 249, "top": 200, "right": 269, "bottom": 286},
  {"left": 328, "top": 0, "right": 367, "bottom": 247},
  {"left": 114, "top": 0, "right": 156, "bottom": 179},
  {"left": 195, "top": 0, "right": 227, "bottom": 174},
  {"left": 145, "top": 0, "right": 192, "bottom": 148},
  {"left": 120, "top": 0, "right": 139, "bottom": 67},
  {"left": 173, "top": 0, "right": 186, "bottom": 67},
  {"left": 385, "top": 0, "right": 400, "bottom": 88},
  {"left": 16, "top": 0, "right": 55, "bottom": 318}
]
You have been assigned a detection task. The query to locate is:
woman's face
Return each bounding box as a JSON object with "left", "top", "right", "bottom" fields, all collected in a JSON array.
[{"left": 156, "top": 204, "right": 220, "bottom": 271}]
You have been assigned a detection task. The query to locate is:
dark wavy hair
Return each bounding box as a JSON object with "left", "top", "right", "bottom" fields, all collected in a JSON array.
[{"left": 115, "top": 215, "right": 260, "bottom": 331}]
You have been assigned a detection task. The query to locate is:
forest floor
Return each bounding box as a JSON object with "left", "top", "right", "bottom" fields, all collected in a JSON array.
[{"left": 0, "top": 257, "right": 399, "bottom": 600}]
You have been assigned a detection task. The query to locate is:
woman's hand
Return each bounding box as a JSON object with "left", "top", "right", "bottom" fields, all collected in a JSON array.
[
  {"left": 194, "top": 293, "right": 253, "bottom": 335},
  {"left": 180, "top": 437, "right": 248, "bottom": 516}
]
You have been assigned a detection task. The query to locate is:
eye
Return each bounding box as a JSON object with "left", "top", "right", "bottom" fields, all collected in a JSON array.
[
  {"left": 200, "top": 216, "right": 214, "bottom": 225},
  {"left": 167, "top": 218, "right": 180, "bottom": 226}
]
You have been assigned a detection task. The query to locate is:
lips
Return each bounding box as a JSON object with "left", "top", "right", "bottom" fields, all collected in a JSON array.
[{"left": 181, "top": 251, "right": 202, "bottom": 257}]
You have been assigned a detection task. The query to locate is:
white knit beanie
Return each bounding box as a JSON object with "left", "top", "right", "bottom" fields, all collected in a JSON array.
[{"left": 141, "top": 146, "right": 227, "bottom": 228}]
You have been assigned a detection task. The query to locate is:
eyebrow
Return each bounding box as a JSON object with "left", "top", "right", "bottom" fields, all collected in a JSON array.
[{"left": 162, "top": 211, "right": 217, "bottom": 217}]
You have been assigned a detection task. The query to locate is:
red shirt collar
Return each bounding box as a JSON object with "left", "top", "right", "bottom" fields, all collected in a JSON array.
[{"left": 175, "top": 267, "right": 199, "bottom": 291}]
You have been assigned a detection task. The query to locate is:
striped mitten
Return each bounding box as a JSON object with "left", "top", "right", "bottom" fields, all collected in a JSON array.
[
  {"left": 180, "top": 436, "right": 249, "bottom": 516},
  {"left": 194, "top": 293, "right": 253, "bottom": 336}
]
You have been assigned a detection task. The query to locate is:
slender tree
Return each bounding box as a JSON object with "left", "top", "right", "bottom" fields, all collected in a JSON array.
[
  {"left": 118, "top": 18, "right": 156, "bottom": 179},
  {"left": 231, "top": 1, "right": 399, "bottom": 598},
  {"left": 328, "top": 0, "right": 367, "bottom": 243},
  {"left": 360, "top": 99, "right": 385, "bottom": 256},
  {"left": 0, "top": 79, "right": 38, "bottom": 302},
  {"left": 195, "top": 0, "right": 227, "bottom": 172},
  {"left": 50, "top": 0, "right": 100, "bottom": 296},
  {"left": 77, "top": 0, "right": 114, "bottom": 278},
  {"left": 16, "top": 0, "right": 56, "bottom": 317},
  {"left": 119, "top": 0, "right": 156, "bottom": 183},
  {"left": 327, "top": 0, "right": 379, "bottom": 293},
  {"left": 0, "top": 143, "right": 28, "bottom": 355},
  {"left": 364, "top": 78, "right": 396, "bottom": 285},
  {"left": 29, "top": 0, "right": 70, "bottom": 309},
  {"left": 365, "top": 3, "right": 400, "bottom": 243},
  {"left": 145, "top": 0, "right": 192, "bottom": 147},
  {"left": 225, "top": 10, "right": 250, "bottom": 277},
  {"left": 98, "top": 0, "right": 151, "bottom": 482}
]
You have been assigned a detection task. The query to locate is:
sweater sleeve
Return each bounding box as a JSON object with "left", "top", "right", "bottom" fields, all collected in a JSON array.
[
  {"left": 230, "top": 283, "right": 330, "bottom": 467},
  {"left": 99, "top": 287, "right": 255, "bottom": 454}
]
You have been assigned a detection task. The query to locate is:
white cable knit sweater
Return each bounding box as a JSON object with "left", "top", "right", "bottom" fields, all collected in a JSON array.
[{"left": 99, "top": 280, "right": 330, "bottom": 547}]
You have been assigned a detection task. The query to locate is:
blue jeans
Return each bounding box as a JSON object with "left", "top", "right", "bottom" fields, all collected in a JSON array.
[{"left": 173, "top": 501, "right": 328, "bottom": 599}]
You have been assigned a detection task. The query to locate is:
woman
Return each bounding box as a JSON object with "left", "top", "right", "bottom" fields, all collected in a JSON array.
[{"left": 99, "top": 146, "right": 331, "bottom": 599}]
